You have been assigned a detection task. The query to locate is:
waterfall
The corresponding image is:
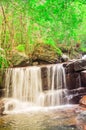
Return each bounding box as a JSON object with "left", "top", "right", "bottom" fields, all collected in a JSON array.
[{"left": 5, "top": 64, "right": 66, "bottom": 107}]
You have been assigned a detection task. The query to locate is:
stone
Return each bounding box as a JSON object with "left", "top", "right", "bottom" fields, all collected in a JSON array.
[
  {"left": 79, "top": 96, "right": 86, "bottom": 107},
  {"left": 66, "top": 73, "right": 81, "bottom": 90},
  {"left": 77, "top": 111, "right": 86, "bottom": 122},
  {"left": 0, "top": 99, "right": 5, "bottom": 115},
  {"left": 81, "top": 71, "right": 86, "bottom": 87},
  {"left": 66, "top": 87, "right": 86, "bottom": 104},
  {"left": 67, "top": 87, "right": 86, "bottom": 95},
  {"left": 10, "top": 52, "right": 29, "bottom": 67},
  {"left": 77, "top": 111, "right": 86, "bottom": 130},
  {"left": 0, "top": 89, "right": 5, "bottom": 98},
  {"left": 66, "top": 59, "right": 86, "bottom": 73},
  {"left": 0, "top": 98, "right": 17, "bottom": 115},
  {"left": 60, "top": 54, "right": 69, "bottom": 62},
  {"left": 74, "top": 59, "right": 86, "bottom": 72},
  {"left": 41, "top": 67, "right": 48, "bottom": 90},
  {"left": 31, "top": 44, "right": 59, "bottom": 64},
  {"left": 65, "top": 60, "right": 75, "bottom": 73}
]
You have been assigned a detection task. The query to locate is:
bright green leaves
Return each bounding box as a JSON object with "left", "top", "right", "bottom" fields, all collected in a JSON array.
[
  {"left": 0, "top": 0, "right": 86, "bottom": 68},
  {"left": 45, "top": 38, "right": 62, "bottom": 56},
  {"left": 16, "top": 44, "right": 25, "bottom": 52},
  {"left": 28, "top": 0, "right": 84, "bottom": 45}
]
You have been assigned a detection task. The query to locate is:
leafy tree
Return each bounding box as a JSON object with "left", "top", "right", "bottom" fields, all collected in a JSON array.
[{"left": 0, "top": 0, "right": 86, "bottom": 67}]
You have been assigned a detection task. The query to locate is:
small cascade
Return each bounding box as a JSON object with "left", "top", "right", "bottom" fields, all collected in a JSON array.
[
  {"left": 37, "top": 64, "right": 66, "bottom": 106},
  {"left": 5, "top": 67, "right": 42, "bottom": 103},
  {"left": 5, "top": 64, "right": 67, "bottom": 108}
]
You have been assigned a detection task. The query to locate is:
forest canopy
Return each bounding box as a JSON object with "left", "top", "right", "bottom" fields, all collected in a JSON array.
[{"left": 0, "top": 0, "right": 86, "bottom": 67}]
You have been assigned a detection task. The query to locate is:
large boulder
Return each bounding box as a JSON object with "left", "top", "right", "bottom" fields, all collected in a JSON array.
[
  {"left": 31, "top": 44, "right": 59, "bottom": 65},
  {"left": 65, "top": 59, "right": 86, "bottom": 104},
  {"left": 66, "top": 59, "right": 86, "bottom": 73},
  {"left": 10, "top": 52, "right": 29, "bottom": 67},
  {"left": 10, "top": 44, "right": 60, "bottom": 67}
]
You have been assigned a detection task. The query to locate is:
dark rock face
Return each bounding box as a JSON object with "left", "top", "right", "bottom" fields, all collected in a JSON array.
[
  {"left": 74, "top": 59, "right": 86, "bottom": 72},
  {"left": 41, "top": 67, "right": 48, "bottom": 90},
  {"left": 66, "top": 59, "right": 86, "bottom": 73},
  {"left": 66, "top": 87, "right": 86, "bottom": 104},
  {"left": 66, "top": 73, "right": 81, "bottom": 90},
  {"left": 65, "top": 59, "right": 86, "bottom": 104},
  {"left": 81, "top": 71, "right": 86, "bottom": 87}
]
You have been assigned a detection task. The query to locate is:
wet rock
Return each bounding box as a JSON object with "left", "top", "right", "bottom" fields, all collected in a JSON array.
[
  {"left": 66, "top": 59, "right": 86, "bottom": 73},
  {"left": 74, "top": 59, "right": 86, "bottom": 72},
  {"left": 0, "top": 89, "right": 5, "bottom": 98},
  {"left": 77, "top": 111, "right": 86, "bottom": 130},
  {"left": 67, "top": 94, "right": 84, "bottom": 104},
  {"left": 67, "top": 87, "right": 86, "bottom": 95},
  {"left": 79, "top": 96, "right": 86, "bottom": 108},
  {"left": 77, "top": 111, "right": 86, "bottom": 123},
  {"left": 66, "top": 73, "right": 81, "bottom": 90},
  {"left": 0, "top": 100, "right": 5, "bottom": 115},
  {"left": 41, "top": 67, "right": 48, "bottom": 90},
  {"left": 65, "top": 59, "right": 86, "bottom": 104},
  {"left": 81, "top": 71, "right": 86, "bottom": 87},
  {"left": 66, "top": 88, "right": 86, "bottom": 104},
  {"left": 0, "top": 98, "right": 17, "bottom": 115}
]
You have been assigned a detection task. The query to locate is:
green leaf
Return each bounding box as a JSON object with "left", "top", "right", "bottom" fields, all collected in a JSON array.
[{"left": 16, "top": 44, "right": 25, "bottom": 52}]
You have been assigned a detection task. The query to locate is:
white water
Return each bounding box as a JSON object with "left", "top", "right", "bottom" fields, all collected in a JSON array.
[{"left": 4, "top": 64, "right": 67, "bottom": 113}]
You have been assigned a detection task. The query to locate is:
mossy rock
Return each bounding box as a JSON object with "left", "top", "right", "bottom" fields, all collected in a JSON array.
[{"left": 31, "top": 44, "right": 59, "bottom": 64}]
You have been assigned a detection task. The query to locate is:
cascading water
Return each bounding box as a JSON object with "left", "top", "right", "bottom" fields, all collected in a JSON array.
[
  {"left": 37, "top": 64, "right": 66, "bottom": 106},
  {"left": 5, "top": 67, "right": 42, "bottom": 103},
  {"left": 4, "top": 64, "right": 67, "bottom": 113}
]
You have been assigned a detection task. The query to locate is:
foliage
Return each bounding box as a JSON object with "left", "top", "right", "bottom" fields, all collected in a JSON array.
[
  {"left": 0, "top": 48, "right": 8, "bottom": 68},
  {"left": 0, "top": 0, "right": 86, "bottom": 67},
  {"left": 16, "top": 44, "right": 25, "bottom": 52},
  {"left": 80, "top": 43, "right": 86, "bottom": 53}
]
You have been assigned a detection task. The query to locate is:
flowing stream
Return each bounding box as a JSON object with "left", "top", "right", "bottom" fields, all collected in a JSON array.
[
  {"left": 5, "top": 64, "right": 67, "bottom": 110},
  {"left": 0, "top": 64, "right": 81, "bottom": 130}
]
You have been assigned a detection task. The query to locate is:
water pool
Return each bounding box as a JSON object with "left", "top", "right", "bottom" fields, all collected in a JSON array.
[{"left": 0, "top": 105, "right": 81, "bottom": 130}]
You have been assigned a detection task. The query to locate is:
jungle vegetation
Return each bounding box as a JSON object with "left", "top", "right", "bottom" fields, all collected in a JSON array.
[{"left": 0, "top": 0, "right": 86, "bottom": 68}]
